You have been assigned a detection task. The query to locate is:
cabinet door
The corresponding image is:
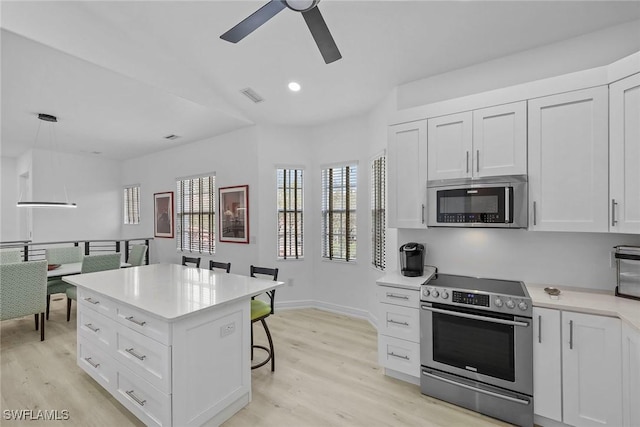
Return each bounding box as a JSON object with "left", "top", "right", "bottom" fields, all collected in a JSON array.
[
  {"left": 388, "top": 121, "right": 428, "bottom": 228},
  {"left": 562, "top": 312, "right": 622, "bottom": 427},
  {"left": 610, "top": 73, "right": 640, "bottom": 234},
  {"left": 622, "top": 322, "right": 640, "bottom": 427},
  {"left": 533, "top": 307, "right": 562, "bottom": 422},
  {"left": 473, "top": 101, "right": 527, "bottom": 178},
  {"left": 427, "top": 111, "right": 473, "bottom": 180},
  {"left": 528, "top": 87, "right": 609, "bottom": 232}
]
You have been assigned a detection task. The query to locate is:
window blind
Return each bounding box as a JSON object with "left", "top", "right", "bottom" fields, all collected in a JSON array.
[
  {"left": 371, "top": 155, "right": 386, "bottom": 270},
  {"left": 277, "top": 168, "right": 304, "bottom": 259},
  {"left": 123, "top": 185, "right": 140, "bottom": 225},
  {"left": 321, "top": 164, "right": 357, "bottom": 261},
  {"left": 176, "top": 175, "right": 215, "bottom": 254}
]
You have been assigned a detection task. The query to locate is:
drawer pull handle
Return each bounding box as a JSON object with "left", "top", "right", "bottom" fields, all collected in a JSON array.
[
  {"left": 84, "top": 357, "right": 100, "bottom": 368},
  {"left": 126, "top": 390, "right": 146, "bottom": 407},
  {"left": 388, "top": 319, "right": 409, "bottom": 326},
  {"left": 386, "top": 293, "right": 409, "bottom": 300},
  {"left": 388, "top": 352, "right": 410, "bottom": 360},
  {"left": 125, "top": 316, "right": 146, "bottom": 326},
  {"left": 84, "top": 297, "right": 100, "bottom": 305},
  {"left": 125, "top": 348, "right": 147, "bottom": 361},
  {"left": 85, "top": 323, "right": 100, "bottom": 333}
]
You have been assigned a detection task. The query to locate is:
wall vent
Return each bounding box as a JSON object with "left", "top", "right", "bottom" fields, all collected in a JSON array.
[
  {"left": 240, "top": 87, "right": 264, "bottom": 103},
  {"left": 164, "top": 134, "right": 180, "bottom": 140}
]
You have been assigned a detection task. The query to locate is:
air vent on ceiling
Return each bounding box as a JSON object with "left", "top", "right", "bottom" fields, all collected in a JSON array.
[
  {"left": 164, "top": 134, "right": 180, "bottom": 140},
  {"left": 240, "top": 87, "right": 264, "bottom": 104}
]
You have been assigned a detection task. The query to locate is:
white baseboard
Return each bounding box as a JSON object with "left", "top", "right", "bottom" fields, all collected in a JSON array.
[{"left": 276, "top": 300, "right": 378, "bottom": 330}]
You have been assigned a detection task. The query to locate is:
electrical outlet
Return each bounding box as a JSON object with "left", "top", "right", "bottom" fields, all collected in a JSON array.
[
  {"left": 288, "top": 278, "right": 294, "bottom": 286},
  {"left": 220, "top": 322, "right": 235, "bottom": 337}
]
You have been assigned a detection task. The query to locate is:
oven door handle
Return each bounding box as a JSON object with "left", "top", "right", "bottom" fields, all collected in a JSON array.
[
  {"left": 421, "top": 305, "right": 530, "bottom": 327},
  {"left": 422, "top": 370, "right": 531, "bottom": 405}
]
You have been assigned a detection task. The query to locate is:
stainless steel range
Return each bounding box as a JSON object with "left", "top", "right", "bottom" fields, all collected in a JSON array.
[{"left": 420, "top": 273, "right": 533, "bottom": 427}]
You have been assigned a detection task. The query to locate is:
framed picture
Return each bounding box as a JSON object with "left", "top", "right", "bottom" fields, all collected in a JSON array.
[
  {"left": 219, "top": 185, "right": 249, "bottom": 243},
  {"left": 154, "top": 192, "right": 174, "bottom": 238}
]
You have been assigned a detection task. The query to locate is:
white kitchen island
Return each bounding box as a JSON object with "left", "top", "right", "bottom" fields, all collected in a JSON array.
[{"left": 63, "top": 263, "right": 284, "bottom": 427}]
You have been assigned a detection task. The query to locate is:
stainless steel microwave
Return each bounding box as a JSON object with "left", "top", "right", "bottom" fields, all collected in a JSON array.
[{"left": 426, "top": 175, "right": 527, "bottom": 228}]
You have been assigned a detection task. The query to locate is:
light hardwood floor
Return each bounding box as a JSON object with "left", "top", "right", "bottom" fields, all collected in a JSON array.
[{"left": 1, "top": 297, "right": 511, "bottom": 427}]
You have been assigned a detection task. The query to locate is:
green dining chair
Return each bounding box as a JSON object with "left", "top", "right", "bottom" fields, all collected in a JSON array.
[
  {"left": 66, "top": 253, "right": 121, "bottom": 321},
  {"left": 0, "top": 260, "right": 47, "bottom": 341},
  {"left": 45, "top": 246, "right": 83, "bottom": 320},
  {"left": 0, "top": 248, "right": 22, "bottom": 264},
  {"left": 249, "top": 265, "right": 279, "bottom": 371},
  {"left": 128, "top": 244, "right": 148, "bottom": 267}
]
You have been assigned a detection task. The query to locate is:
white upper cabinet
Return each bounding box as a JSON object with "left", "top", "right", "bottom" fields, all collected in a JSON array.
[
  {"left": 427, "top": 102, "right": 527, "bottom": 181},
  {"left": 472, "top": 102, "right": 527, "bottom": 178},
  {"left": 427, "top": 111, "right": 472, "bottom": 181},
  {"left": 610, "top": 72, "right": 640, "bottom": 234},
  {"left": 387, "top": 120, "right": 428, "bottom": 228},
  {"left": 528, "top": 87, "right": 609, "bottom": 232}
]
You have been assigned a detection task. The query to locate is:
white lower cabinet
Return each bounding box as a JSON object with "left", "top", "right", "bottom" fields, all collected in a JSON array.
[
  {"left": 533, "top": 307, "right": 623, "bottom": 427},
  {"left": 622, "top": 322, "right": 640, "bottom": 427},
  {"left": 533, "top": 307, "right": 562, "bottom": 422},
  {"left": 377, "top": 284, "right": 421, "bottom": 382}
]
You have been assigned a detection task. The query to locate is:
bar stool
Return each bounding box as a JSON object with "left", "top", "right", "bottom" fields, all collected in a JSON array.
[
  {"left": 209, "top": 260, "right": 231, "bottom": 273},
  {"left": 250, "top": 265, "right": 278, "bottom": 371},
  {"left": 181, "top": 256, "right": 201, "bottom": 268}
]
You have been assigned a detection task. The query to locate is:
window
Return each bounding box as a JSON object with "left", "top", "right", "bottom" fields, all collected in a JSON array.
[
  {"left": 176, "top": 174, "right": 215, "bottom": 254},
  {"left": 371, "top": 154, "right": 386, "bottom": 270},
  {"left": 321, "top": 163, "right": 357, "bottom": 261},
  {"left": 123, "top": 185, "right": 140, "bottom": 225},
  {"left": 277, "top": 168, "right": 304, "bottom": 259}
]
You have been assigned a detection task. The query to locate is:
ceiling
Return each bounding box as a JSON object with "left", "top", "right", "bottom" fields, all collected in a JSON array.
[{"left": 2, "top": 1, "right": 640, "bottom": 160}]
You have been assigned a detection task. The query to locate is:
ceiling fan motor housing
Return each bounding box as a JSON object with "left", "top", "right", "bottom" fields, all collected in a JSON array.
[{"left": 284, "top": 0, "right": 319, "bottom": 12}]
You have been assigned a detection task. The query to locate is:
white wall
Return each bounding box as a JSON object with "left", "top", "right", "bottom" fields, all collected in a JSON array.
[
  {"left": 0, "top": 156, "right": 20, "bottom": 241},
  {"left": 397, "top": 228, "right": 640, "bottom": 291},
  {"left": 398, "top": 19, "right": 640, "bottom": 109},
  {"left": 121, "top": 126, "right": 260, "bottom": 270}
]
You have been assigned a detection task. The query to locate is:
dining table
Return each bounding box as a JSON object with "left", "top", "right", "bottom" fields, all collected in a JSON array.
[{"left": 47, "top": 261, "right": 131, "bottom": 278}]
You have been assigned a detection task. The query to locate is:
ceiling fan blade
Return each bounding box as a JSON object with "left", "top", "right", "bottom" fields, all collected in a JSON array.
[
  {"left": 302, "top": 6, "right": 342, "bottom": 64},
  {"left": 220, "top": 0, "right": 287, "bottom": 43}
]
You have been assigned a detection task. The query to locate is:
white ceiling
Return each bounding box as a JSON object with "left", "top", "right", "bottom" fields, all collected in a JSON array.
[{"left": 2, "top": 1, "right": 640, "bottom": 160}]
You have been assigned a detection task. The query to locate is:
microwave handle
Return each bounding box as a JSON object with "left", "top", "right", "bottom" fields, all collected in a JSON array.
[{"left": 505, "top": 187, "right": 510, "bottom": 223}]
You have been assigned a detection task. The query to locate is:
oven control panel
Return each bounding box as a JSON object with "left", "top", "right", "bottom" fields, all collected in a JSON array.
[
  {"left": 421, "top": 286, "right": 532, "bottom": 316},
  {"left": 451, "top": 291, "right": 489, "bottom": 307}
]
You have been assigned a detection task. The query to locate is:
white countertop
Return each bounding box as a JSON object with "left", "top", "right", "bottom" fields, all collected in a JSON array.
[
  {"left": 527, "top": 283, "right": 640, "bottom": 333},
  {"left": 63, "top": 263, "right": 284, "bottom": 321},
  {"left": 376, "top": 266, "right": 437, "bottom": 290}
]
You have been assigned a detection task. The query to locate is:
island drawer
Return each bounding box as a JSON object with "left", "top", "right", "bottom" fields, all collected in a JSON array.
[
  {"left": 78, "top": 288, "right": 115, "bottom": 319},
  {"left": 78, "top": 336, "right": 117, "bottom": 393},
  {"left": 78, "top": 308, "right": 116, "bottom": 351},
  {"left": 113, "top": 324, "right": 171, "bottom": 394},
  {"left": 115, "top": 303, "right": 170, "bottom": 345},
  {"left": 113, "top": 361, "right": 171, "bottom": 427}
]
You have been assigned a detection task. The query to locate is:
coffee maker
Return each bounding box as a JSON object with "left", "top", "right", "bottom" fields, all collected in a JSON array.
[{"left": 399, "top": 243, "right": 425, "bottom": 277}]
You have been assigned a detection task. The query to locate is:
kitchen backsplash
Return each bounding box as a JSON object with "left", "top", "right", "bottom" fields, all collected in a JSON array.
[{"left": 396, "top": 227, "right": 640, "bottom": 291}]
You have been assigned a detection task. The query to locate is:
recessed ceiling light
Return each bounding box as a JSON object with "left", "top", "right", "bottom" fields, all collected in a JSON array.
[{"left": 288, "top": 82, "right": 301, "bottom": 92}]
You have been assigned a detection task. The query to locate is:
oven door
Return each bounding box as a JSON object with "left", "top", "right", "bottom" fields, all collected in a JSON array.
[{"left": 420, "top": 302, "right": 533, "bottom": 395}]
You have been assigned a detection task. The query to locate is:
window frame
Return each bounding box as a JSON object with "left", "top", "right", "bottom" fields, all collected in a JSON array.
[
  {"left": 276, "top": 167, "right": 305, "bottom": 260},
  {"left": 123, "top": 184, "right": 140, "bottom": 225},
  {"left": 176, "top": 173, "right": 216, "bottom": 255},
  {"left": 321, "top": 161, "right": 358, "bottom": 263}
]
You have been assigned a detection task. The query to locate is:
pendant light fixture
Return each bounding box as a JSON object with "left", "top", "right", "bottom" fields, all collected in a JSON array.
[{"left": 16, "top": 113, "right": 77, "bottom": 208}]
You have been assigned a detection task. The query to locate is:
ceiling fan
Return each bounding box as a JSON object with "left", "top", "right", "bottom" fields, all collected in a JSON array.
[{"left": 220, "top": 0, "right": 342, "bottom": 64}]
